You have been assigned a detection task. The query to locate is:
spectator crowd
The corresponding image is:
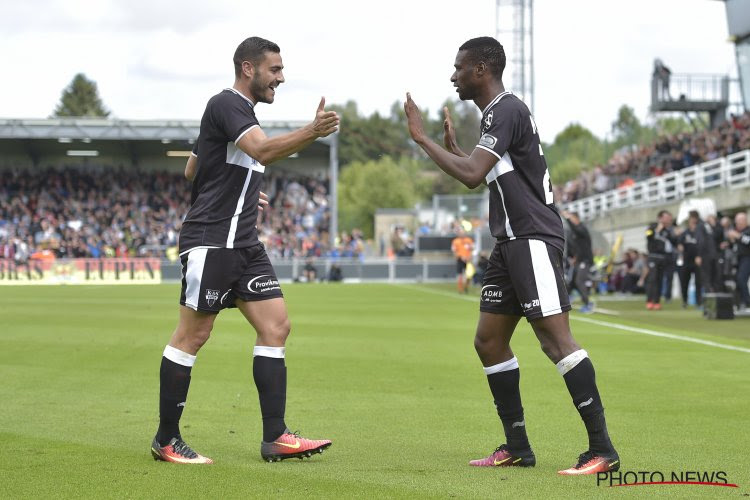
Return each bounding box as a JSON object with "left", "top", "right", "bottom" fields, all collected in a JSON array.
[
  {"left": 556, "top": 111, "right": 750, "bottom": 203},
  {"left": 0, "top": 165, "right": 365, "bottom": 262}
]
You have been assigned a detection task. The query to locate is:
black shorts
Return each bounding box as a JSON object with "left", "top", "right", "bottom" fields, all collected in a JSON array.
[
  {"left": 456, "top": 258, "right": 467, "bottom": 274},
  {"left": 179, "top": 245, "right": 283, "bottom": 314},
  {"left": 480, "top": 239, "right": 571, "bottom": 320}
]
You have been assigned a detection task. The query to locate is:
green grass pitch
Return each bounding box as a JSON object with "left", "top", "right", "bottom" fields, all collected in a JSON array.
[{"left": 1, "top": 283, "right": 748, "bottom": 498}]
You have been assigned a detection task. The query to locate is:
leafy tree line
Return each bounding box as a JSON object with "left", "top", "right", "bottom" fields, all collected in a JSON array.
[
  {"left": 332, "top": 99, "right": 482, "bottom": 236},
  {"left": 50, "top": 74, "right": 695, "bottom": 237},
  {"left": 544, "top": 105, "right": 694, "bottom": 185}
]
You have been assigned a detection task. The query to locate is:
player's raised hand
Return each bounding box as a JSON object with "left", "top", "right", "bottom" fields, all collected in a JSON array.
[
  {"left": 311, "top": 97, "right": 340, "bottom": 137},
  {"left": 443, "top": 105, "right": 458, "bottom": 150},
  {"left": 404, "top": 92, "right": 426, "bottom": 143}
]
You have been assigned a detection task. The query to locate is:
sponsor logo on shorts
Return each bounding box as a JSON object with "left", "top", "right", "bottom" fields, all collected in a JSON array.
[
  {"left": 479, "top": 133, "right": 497, "bottom": 148},
  {"left": 248, "top": 275, "right": 281, "bottom": 294},
  {"left": 205, "top": 289, "right": 220, "bottom": 307},
  {"left": 481, "top": 285, "right": 503, "bottom": 303},
  {"left": 522, "top": 299, "right": 540, "bottom": 311}
]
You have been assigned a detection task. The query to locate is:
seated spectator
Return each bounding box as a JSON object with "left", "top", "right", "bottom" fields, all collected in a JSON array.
[{"left": 302, "top": 258, "right": 318, "bottom": 282}]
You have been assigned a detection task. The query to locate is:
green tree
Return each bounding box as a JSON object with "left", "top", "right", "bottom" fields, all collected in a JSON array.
[
  {"left": 330, "top": 101, "right": 411, "bottom": 166},
  {"left": 544, "top": 123, "right": 606, "bottom": 184},
  {"left": 654, "top": 115, "right": 694, "bottom": 135},
  {"left": 53, "top": 73, "right": 110, "bottom": 117},
  {"left": 338, "top": 156, "right": 426, "bottom": 237}
]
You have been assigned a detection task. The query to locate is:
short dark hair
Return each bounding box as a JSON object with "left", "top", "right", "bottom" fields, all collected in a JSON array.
[
  {"left": 657, "top": 210, "right": 671, "bottom": 218},
  {"left": 458, "top": 37, "right": 506, "bottom": 79},
  {"left": 233, "top": 37, "right": 280, "bottom": 78}
]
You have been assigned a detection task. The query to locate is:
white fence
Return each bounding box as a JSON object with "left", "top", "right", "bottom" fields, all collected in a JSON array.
[{"left": 564, "top": 150, "right": 750, "bottom": 221}]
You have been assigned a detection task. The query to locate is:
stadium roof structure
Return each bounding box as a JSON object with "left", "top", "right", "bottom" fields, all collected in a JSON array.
[
  {"left": 0, "top": 117, "right": 336, "bottom": 143},
  {"left": 0, "top": 117, "right": 340, "bottom": 247},
  {"left": 0, "top": 117, "right": 335, "bottom": 162}
]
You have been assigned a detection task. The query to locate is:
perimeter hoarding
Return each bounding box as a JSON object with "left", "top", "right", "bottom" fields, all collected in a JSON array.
[{"left": 0, "top": 259, "right": 161, "bottom": 285}]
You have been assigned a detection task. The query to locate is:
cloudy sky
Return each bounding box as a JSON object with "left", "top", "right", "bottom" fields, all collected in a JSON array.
[{"left": 1, "top": 0, "right": 737, "bottom": 142}]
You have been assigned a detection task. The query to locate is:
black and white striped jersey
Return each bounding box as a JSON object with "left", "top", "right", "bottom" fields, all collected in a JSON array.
[
  {"left": 179, "top": 88, "right": 265, "bottom": 254},
  {"left": 476, "top": 91, "right": 565, "bottom": 251}
]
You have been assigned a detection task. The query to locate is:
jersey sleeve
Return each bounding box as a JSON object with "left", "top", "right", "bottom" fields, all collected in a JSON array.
[
  {"left": 191, "top": 140, "right": 199, "bottom": 157},
  {"left": 475, "top": 107, "right": 519, "bottom": 160},
  {"left": 212, "top": 94, "right": 260, "bottom": 144}
]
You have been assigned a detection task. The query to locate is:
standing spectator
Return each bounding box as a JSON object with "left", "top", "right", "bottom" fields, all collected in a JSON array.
[
  {"left": 645, "top": 210, "right": 679, "bottom": 310},
  {"left": 451, "top": 227, "right": 474, "bottom": 294},
  {"left": 562, "top": 211, "right": 594, "bottom": 313},
  {"left": 677, "top": 212, "right": 702, "bottom": 307},
  {"left": 728, "top": 212, "right": 750, "bottom": 312},
  {"left": 696, "top": 213, "right": 719, "bottom": 294},
  {"left": 653, "top": 59, "right": 672, "bottom": 100}
]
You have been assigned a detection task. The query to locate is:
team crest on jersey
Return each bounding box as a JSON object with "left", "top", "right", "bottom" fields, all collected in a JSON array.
[
  {"left": 205, "top": 289, "right": 220, "bottom": 307},
  {"left": 479, "top": 133, "right": 497, "bottom": 148},
  {"left": 483, "top": 111, "right": 493, "bottom": 131}
]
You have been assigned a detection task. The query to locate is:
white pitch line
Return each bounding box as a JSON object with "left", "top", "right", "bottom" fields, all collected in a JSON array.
[
  {"left": 396, "top": 285, "right": 750, "bottom": 354},
  {"left": 569, "top": 316, "right": 750, "bottom": 354}
]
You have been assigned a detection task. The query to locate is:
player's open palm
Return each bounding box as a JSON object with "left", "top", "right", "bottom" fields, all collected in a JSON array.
[
  {"left": 443, "top": 106, "right": 458, "bottom": 150},
  {"left": 404, "top": 92, "right": 425, "bottom": 142},
  {"left": 312, "top": 97, "right": 340, "bottom": 137}
]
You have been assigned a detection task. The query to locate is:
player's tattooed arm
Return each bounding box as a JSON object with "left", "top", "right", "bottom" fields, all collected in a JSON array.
[
  {"left": 443, "top": 106, "right": 468, "bottom": 157},
  {"left": 405, "top": 93, "right": 493, "bottom": 189},
  {"left": 237, "top": 97, "right": 340, "bottom": 165}
]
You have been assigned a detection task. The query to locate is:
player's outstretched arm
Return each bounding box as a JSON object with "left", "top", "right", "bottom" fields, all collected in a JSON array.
[
  {"left": 184, "top": 154, "right": 198, "bottom": 181},
  {"left": 443, "top": 106, "right": 468, "bottom": 157},
  {"left": 237, "top": 97, "right": 340, "bottom": 165},
  {"left": 405, "top": 93, "right": 493, "bottom": 189}
]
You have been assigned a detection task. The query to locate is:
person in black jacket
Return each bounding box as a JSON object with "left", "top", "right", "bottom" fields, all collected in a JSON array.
[
  {"left": 645, "top": 210, "right": 679, "bottom": 310},
  {"left": 728, "top": 212, "right": 750, "bottom": 311},
  {"left": 700, "top": 214, "right": 722, "bottom": 292},
  {"left": 695, "top": 212, "right": 719, "bottom": 295},
  {"left": 677, "top": 211, "right": 702, "bottom": 307},
  {"left": 563, "top": 211, "right": 594, "bottom": 313}
]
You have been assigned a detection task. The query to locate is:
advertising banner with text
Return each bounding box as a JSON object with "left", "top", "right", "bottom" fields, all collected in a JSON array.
[{"left": 0, "top": 259, "right": 162, "bottom": 285}]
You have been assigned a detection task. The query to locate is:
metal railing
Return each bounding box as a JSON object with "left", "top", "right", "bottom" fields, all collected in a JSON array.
[
  {"left": 651, "top": 73, "right": 729, "bottom": 105},
  {"left": 563, "top": 150, "right": 750, "bottom": 221}
]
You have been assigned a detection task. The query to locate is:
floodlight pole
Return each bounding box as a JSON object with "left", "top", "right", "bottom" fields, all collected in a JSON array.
[{"left": 496, "top": 0, "right": 535, "bottom": 115}]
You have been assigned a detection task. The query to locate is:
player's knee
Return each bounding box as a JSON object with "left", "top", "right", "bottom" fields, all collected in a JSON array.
[
  {"left": 267, "top": 316, "right": 291, "bottom": 344},
  {"left": 538, "top": 338, "right": 562, "bottom": 363},
  {"left": 473, "top": 331, "right": 493, "bottom": 355},
  {"left": 191, "top": 327, "right": 212, "bottom": 351}
]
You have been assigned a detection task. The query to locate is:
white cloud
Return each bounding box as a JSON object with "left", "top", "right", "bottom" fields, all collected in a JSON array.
[{"left": 0, "top": 0, "right": 737, "bottom": 141}]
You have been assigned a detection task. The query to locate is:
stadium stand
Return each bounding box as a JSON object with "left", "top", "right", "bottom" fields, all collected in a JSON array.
[
  {"left": 557, "top": 111, "right": 750, "bottom": 203},
  {"left": 0, "top": 166, "right": 349, "bottom": 261}
]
